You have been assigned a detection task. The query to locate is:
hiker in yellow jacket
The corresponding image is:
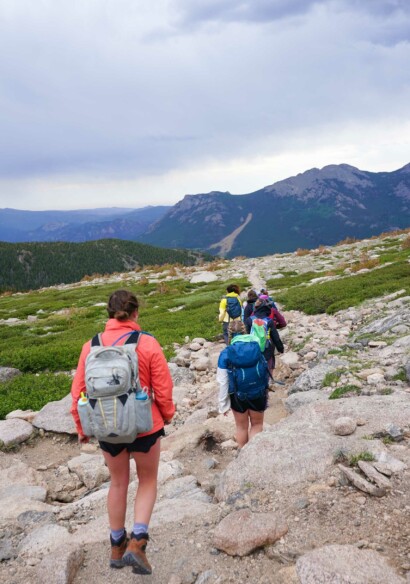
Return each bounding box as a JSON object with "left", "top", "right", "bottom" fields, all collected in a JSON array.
[{"left": 219, "top": 284, "right": 242, "bottom": 345}]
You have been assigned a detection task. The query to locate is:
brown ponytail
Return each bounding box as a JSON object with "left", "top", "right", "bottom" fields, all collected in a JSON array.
[{"left": 107, "top": 289, "right": 139, "bottom": 321}]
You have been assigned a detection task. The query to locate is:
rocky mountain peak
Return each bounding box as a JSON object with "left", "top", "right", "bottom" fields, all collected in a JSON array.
[{"left": 265, "top": 163, "right": 371, "bottom": 197}]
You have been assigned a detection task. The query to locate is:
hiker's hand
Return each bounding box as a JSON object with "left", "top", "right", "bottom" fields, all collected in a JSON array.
[
  {"left": 164, "top": 419, "right": 172, "bottom": 425},
  {"left": 78, "top": 435, "right": 90, "bottom": 445}
]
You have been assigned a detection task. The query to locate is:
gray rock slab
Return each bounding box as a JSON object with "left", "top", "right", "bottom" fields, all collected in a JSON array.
[
  {"left": 0, "top": 418, "right": 33, "bottom": 447},
  {"left": 0, "top": 484, "right": 47, "bottom": 502},
  {"left": 357, "top": 311, "right": 410, "bottom": 336},
  {"left": 0, "top": 458, "right": 45, "bottom": 490},
  {"left": 18, "top": 524, "right": 70, "bottom": 559},
  {"left": 17, "top": 510, "right": 56, "bottom": 530},
  {"left": 190, "top": 271, "right": 218, "bottom": 283},
  {"left": 296, "top": 544, "right": 406, "bottom": 583},
  {"left": 289, "top": 360, "right": 348, "bottom": 394},
  {"left": 338, "top": 465, "right": 386, "bottom": 497},
  {"left": 67, "top": 453, "right": 110, "bottom": 490},
  {"left": 216, "top": 394, "right": 409, "bottom": 501},
  {"left": 357, "top": 460, "right": 392, "bottom": 489},
  {"left": 6, "top": 409, "right": 38, "bottom": 422},
  {"left": 168, "top": 363, "right": 195, "bottom": 386},
  {"left": 157, "top": 459, "right": 184, "bottom": 483},
  {"left": 0, "top": 496, "right": 55, "bottom": 524},
  {"left": 35, "top": 545, "right": 84, "bottom": 584},
  {"left": 213, "top": 509, "right": 288, "bottom": 556},
  {"left": 285, "top": 390, "right": 326, "bottom": 413},
  {"left": 150, "top": 497, "right": 216, "bottom": 528},
  {"left": 32, "top": 394, "right": 76, "bottom": 434},
  {"left": 160, "top": 475, "right": 211, "bottom": 502},
  {"left": 183, "top": 408, "right": 209, "bottom": 426}
]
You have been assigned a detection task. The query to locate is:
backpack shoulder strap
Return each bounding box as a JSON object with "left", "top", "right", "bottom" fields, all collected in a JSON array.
[
  {"left": 124, "top": 331, "right": 141, "bottom": 345},
  {"left": 91, "top": 333, "right": 103, "bottom": 347}
]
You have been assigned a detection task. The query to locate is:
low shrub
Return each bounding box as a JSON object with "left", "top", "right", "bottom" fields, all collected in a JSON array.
[
  {"left": 276, "top": 261, "right": 410, "bottom": 314},
  {"left": 0, "top": 373, "right": 72, "bottom": 419},
  {"left": 329, "top": 385, "right": 361, "bottom": 399},
  {"left": 348, "top": 451, "right": 375, "bottom": 466},
  {"left": 295, "top": 248, "right": 310, "bottom": 256},
  {"left": 322, "top": 370, "right": 344, "bottom": 387}
]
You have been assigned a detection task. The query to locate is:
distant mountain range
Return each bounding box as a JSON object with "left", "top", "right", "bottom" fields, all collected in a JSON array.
[
  {"left": 1, "top": 163, "right": 409, "bottom": 257},
  {"left": 0, "top": 206, "right": 170, "bottom": 243},
  {"left": 140, "top": 163, "right": 410, "bottom": 257}
]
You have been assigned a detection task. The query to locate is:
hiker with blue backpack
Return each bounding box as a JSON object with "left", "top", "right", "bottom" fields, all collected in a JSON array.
[
  {"left": 217, "top": 321, "right": 271, "bottom": 448},
  {"left": 218, "top": 283, "right": 242, "bottom": 345},
  {"left": 244, "top": 298, "right": 284, "bottom": 377},
  {"left": 71, "top": 289, "right": 175, "bottom": 575}
]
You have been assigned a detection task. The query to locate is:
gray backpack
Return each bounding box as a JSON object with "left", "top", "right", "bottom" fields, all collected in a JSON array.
[{"left": 77, "top": 331, "right": 153, "bottom": 443}]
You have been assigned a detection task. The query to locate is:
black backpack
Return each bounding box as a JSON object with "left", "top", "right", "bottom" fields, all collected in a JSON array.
[{"left": 225, "top": 296, "right": 242, "bottom": 319}]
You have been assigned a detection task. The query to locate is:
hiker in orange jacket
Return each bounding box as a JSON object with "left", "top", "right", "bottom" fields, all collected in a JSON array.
[{"left": 71, "top": 289, "right": 175, "bottom": 575}]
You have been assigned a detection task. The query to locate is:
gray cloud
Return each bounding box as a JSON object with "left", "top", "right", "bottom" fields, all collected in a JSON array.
[
  {"left": 171, "top": 0, "right": 410, "bottom": 26},
  {"left": 0, "top": 0, "right": 409, "bottom": 208}
]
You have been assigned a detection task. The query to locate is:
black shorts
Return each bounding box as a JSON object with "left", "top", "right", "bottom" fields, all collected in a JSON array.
[
  {"left": 230, "top": 391, "right": 268, "bottom": 414},
  {"left": 99, "top": 428, "right": 165, "bottom": 458}
]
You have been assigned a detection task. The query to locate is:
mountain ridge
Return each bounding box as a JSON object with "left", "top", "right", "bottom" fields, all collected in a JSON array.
[{"left": 140, "top": 162, "right": 410, "bottom": 256}]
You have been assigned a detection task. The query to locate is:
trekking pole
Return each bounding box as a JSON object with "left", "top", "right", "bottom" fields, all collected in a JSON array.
[{"left": 270, "top": 378, "right": 286, "bottom": 386}]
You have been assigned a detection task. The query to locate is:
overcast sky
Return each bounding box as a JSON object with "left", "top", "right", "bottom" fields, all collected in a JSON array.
[{"left": 0, "top": 0, "right": 409, "bottom": 210}]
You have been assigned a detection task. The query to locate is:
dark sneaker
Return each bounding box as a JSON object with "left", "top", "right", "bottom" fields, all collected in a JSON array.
[
  {"left": 123, "top": 533, "right": 152, "bottom": 575},
  {"left": 110, "top": 531, "right": 128, "bottom": 569}
]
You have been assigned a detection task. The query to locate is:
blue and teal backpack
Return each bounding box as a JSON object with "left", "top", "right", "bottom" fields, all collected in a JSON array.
[{"left": 226, "top": 335, "right": 269, "bottom": 401}]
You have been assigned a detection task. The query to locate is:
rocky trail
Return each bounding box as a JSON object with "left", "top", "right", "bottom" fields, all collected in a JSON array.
[{"left": 1, "top": 246, "right": 410, "bottom": 584}]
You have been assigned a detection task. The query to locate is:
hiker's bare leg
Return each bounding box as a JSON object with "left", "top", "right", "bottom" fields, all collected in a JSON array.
[
  {"left": 131, "top": 439, "right": 161, "bottom": 525},
  {"left": 249, "top": 410, "right": 264, "bottom": 440},
  {"left": 103, "top": 449, "right": 130, "bottom": 530},
  {"left": 232, "top": 410, "right": 250, "bottom": 447}
]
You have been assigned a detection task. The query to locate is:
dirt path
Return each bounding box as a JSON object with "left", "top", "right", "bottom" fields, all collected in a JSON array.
[{"left": 246, "top": 262, "right": 265, "bottom": 293}]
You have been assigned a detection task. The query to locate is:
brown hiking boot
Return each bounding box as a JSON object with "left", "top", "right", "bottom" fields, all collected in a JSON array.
[
  {"left": 123, "top": 534, "right": 152, "bottom": 574},
  {"left": 110, "top": 532, "right": 128, "bottom": 569}
]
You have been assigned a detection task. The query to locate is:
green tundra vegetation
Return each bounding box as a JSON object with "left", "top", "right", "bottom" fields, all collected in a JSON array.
[
  {"left": 0, "top": 239, "right": 211, "bottom": 293},
  {"left": 268, "top": 236, "right": 410, "bottom": 314},
  {"left": 0, "top": 275, "right": 249, "bottom": 419}
]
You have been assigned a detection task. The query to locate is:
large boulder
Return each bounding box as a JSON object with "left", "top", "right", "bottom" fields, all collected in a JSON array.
[
  {"left": 67, "top": 454, "right": 110, "bottom": 490},
  {"left": 0, "top": 366, "right": 21, "bottom": 383},
  {"left": 0, "top": 418, "right": 33, "bottom": 448},
  {"left": 213, "top": 509, "right": 288, "bottom": 556},
  {"left": 216, "top": 394, "right": 409, "bottom": 501},
  {"left": 32, "top": 394, "right": 76, "bottom": 435},
  {"left": 288, "top": 360, "right": 347, "bottom": 394}
]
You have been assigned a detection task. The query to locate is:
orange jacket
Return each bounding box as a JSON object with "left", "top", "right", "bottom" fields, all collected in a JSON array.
[{"left": 70, "top": 319, "right": 175, "bottom": 439}]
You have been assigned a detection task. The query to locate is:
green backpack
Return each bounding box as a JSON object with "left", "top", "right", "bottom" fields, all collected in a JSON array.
[{"left": 249, "top": 317, "right": 271, "bottom": 352}]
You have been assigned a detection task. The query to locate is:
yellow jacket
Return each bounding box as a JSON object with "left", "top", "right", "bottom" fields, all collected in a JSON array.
[{"left": 219, "top": 292, "right": 242, "bottom": 323}]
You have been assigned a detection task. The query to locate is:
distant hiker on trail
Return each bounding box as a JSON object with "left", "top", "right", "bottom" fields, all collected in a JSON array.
[
  {"left": 217, "top": 321, "right": 270, "bottom": 448},
  {"left": 256, "top": 288, "right": 287, "bottom": 330},
  {"left": 244, "top": 298, "right": 284, "bottom": 377},
  {"left": 259, "top": 288, "right": 276, "bottom": 306},
  {"left": 243, "top": 289, "right": 258, "bottom": 320},
  {"left": 71, "top": 289, "right": 175, "bottom": 575},
  {"left": 219, "top": 284, "right": 242, "bottom": 345}
]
